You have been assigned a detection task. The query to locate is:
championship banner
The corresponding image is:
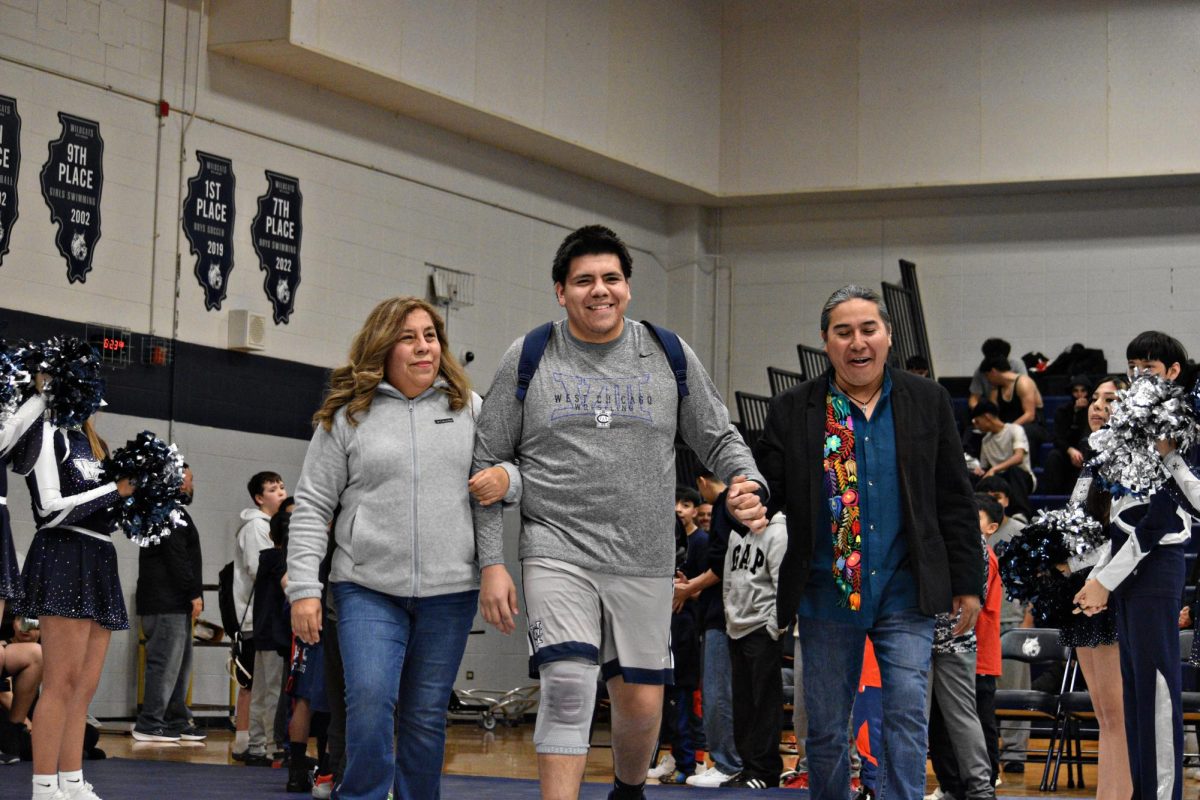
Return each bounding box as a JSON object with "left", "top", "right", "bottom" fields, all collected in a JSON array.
[
  {"left": 40, "top": 112, "right": 103, "bottom": 284},
  {"left": 251, "top": 170, "right": 301, "bottom": 324},
  {"left": 182, "top": 151, "right": 236, "bottom": 310},
  {"left": 0, "top": 95, "right": 20, "bottom": 267}
]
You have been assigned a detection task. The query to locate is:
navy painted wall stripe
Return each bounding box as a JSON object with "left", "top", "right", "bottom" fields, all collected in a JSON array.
[{"left": 0, "top": 307, "right": 329, "bottom": 441}]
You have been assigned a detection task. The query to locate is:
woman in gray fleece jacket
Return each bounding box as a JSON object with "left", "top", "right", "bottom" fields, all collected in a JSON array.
[{"left": 286, "top": 297, "right": 518, "bottom": 800}]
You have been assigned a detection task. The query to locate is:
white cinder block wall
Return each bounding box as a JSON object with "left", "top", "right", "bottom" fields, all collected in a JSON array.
[{"left": 720, "top": 188, "right": 1200, "bottom": 399}]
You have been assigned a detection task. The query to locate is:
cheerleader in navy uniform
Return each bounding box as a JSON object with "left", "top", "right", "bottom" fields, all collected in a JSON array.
[
  {"left": 0, "top": 389, "right": 47, "bottom": 618},
  {"left": 1074, "top": 333, "right": 1198, "bottom": 800},
  {"left": 16, "top": 412, "right": 133, "bottom": 800},
  {"left": 1053, "top": 376, "right": 1130, "bottom": 800}
]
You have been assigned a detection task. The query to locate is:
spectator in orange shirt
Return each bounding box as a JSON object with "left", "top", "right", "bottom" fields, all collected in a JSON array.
[{"left": 973, "top": 494, "right": 1004, "bottom": 785}]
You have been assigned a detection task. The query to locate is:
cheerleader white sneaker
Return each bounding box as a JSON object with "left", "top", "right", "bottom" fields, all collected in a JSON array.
[{"left": 60, "top": 780, "right": 102, "bottom": 800}]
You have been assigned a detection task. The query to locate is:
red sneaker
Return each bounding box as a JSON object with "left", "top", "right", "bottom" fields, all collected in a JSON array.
[{"left": 782, "top": 771, "right": 809, "bottom": 789}]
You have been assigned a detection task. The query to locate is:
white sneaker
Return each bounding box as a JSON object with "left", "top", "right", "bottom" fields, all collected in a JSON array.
[
  {"left": 61, "top": 780, "right": 102, "bottom": 800},
  {"left": 686, "top": 767, "right": 735, "bottom": 787},
  {"left": 1186, "top": 767, "right": 1200, "bottom": 780},
  {"left": 923, "top": 788, "right": 944, "bottom": 800},
  {"left": 647, "top": 753, "right": 676, "bottom": 780}
]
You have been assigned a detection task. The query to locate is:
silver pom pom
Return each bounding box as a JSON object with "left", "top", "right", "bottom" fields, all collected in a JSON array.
[{"left": 1087, "top": 373, "right": 1200, "bottom": 496}]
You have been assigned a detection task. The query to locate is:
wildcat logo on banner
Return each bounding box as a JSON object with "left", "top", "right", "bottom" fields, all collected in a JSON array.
[
  {"left": 182, "top": 151, "right": 236, "bottom": 311},
  {"left": 0, "top": 95, "right": 21, "bottom": 268},
  {"left": 40, "top": 112, "right": 103, "bottom": 284},
  {"left": 251, "top": 170, "right": 302, "bottom": 324}
]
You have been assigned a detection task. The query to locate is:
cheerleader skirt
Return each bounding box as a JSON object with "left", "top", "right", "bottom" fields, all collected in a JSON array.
[
  {"left": 15, "top": 527, "right": 128, "bottom": 631},
  {"left": 0, "top": 501, "right": 22, "bottom": 600},
  {"left": 1057, "top": 571, "right": 1117, "bottom": 649}
]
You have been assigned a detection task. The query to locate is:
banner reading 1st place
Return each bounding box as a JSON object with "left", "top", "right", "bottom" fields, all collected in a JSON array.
[
  {"left": 182, "top": 151, "right": 236, "bottom": 311},
  {"left": 0, "top": 95, "right": 20, "bottom": 268},
  {"left": 40, "top": 112, "right": 103, "bottom": 284},
  {"left": 251, "top": 170, "right": 302, "bottom": 324}
]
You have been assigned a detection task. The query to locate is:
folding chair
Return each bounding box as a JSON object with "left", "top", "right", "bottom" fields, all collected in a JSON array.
[
  {"left": 1050, "top": 649, "right": 1093, "bottom": 791},
  {"left": 992, "top": 628, "right": 1071, "bottom": 792}
]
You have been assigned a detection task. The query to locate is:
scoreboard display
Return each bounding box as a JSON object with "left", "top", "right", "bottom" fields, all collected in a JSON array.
[{"left": 84, "top": 323, "right": 131, "bottom": 368}]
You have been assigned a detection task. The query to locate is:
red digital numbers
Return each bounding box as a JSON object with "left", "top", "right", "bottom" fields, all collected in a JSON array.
[{"left": 102, "top": 338, "right": 126, "bottom": 351}]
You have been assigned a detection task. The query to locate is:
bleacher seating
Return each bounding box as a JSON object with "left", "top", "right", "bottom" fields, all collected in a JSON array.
[
  {"left": 735, "top": 392, "right": 771, "bottom": 450},
  {"left": 797, "top": 345, "right": 830, "bottom": 382},
  {"left": 767, "top": 367, "right": 804, "bottom": 396}
]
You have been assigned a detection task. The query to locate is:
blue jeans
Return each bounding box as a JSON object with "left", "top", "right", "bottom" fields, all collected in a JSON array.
[
  {"left": 798, "top": 609, "right": 935, "bottom": 800},
  {"left": 701, "top": 628, "right": 741, "bottom": 774},
  {"left": 333, "top": 582, "right": 477, "bottom": 800},
  {"left": 136, "top": 613, "right": 193, "bottom": 732}
]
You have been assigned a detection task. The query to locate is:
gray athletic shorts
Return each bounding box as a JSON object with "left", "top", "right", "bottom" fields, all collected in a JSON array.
[{"left": 522, "top": 557, "right": 673, "bottom": 685}]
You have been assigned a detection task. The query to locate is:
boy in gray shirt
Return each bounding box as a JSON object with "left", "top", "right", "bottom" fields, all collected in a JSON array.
[
  {"left": 473, "top": 225, "right": 765, "bottom": 800},
  {"left": 723, "top": 511, "right": 788, "bottom": 789}
]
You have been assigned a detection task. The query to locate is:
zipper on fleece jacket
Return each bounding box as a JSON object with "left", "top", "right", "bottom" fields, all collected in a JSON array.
[{"left": 408, "top": 399, "right": 420, "bottom": 596}]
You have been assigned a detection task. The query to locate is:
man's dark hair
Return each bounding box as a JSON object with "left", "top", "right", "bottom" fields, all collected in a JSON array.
[
  {"left": 974, "top": 493, "right": 1004, "bottom": 526},
  {"left": 552, "top": 225, "right": 633, "bottom": 285},
  {"left": 819, "top": 285, "right": 892, "bottom": 333},
  {"left": 906, "top": 354, "right": 929, "bottom": 371},
  {"left": 676, "top": 486, "right": 702, "bottom": 506},
  {"left": 1126, "top": 331, "right": 1188, "bottom": 370},
  {"left": 979, "top": 355, "right": 1010, "bottom": 374},
  {"left": 269, "top": 509, "right": 291, "bottom": 548},
  {"left": 970, "top": 400, "right": 1000, "bottom": 420},
  {"left": 975, "top": 475, "right": 1011, "bottom": 498},
  {"left": 247, "top": 471, "right": 283, "bottom": 502},
  {"left": 696, "top": 469, "right": 715, "bottom": 480},
  {"left": 981, "top": 338, "right": 1011, "bottom": 359}
]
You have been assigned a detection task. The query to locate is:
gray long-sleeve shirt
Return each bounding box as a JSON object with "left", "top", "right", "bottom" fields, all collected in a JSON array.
[{"left": 473, "top": 318, "right": 762, "bottom": 578}]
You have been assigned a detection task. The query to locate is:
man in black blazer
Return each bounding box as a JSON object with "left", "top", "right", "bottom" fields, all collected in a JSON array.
[{"left": 755, "top": 285, "right": 981, "bottom": 800}]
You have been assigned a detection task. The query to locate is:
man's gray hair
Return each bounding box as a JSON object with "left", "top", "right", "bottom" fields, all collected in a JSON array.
[{"left": 820, "top": 284, "right": 892, "bottom": 332}]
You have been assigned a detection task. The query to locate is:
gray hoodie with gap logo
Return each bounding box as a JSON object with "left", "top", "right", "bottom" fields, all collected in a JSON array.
[{"left": 286, "top": 381, "right": 519, "bottom": 602}]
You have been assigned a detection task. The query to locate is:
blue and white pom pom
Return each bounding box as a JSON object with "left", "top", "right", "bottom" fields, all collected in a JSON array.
[
  {"left": 0, "top": 342, "right": 32, "bottom": 420},
  {"left": 996, "top": 516, "right": 1073, "bottom": 626},
  {"left": 1087, "top": 372, "right": 1200, "bottom": 497},
  {"left": 103, "top": 431, "right": 186, "bottom": 547},
  {"left": 22, "top": 337, "right": 105, "bottom": 429}
]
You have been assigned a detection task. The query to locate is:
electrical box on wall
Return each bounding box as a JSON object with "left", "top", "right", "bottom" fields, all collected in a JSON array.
[{"left": 227, "top": 309, "right": 267, "bottom": 351}]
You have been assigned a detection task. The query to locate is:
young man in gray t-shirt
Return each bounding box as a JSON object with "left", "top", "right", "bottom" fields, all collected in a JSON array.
[{"left": 472, "top": 225, "right": 766, "bottom": 800}]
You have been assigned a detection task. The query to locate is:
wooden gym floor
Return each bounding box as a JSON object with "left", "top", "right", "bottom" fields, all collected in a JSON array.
[{"left": 90, "top": 723, "right": 1157, "bottom": 796}]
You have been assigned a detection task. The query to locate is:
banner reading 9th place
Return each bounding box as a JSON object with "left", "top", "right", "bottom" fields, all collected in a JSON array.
[
  {"left": 251, "top": 170, "right": 302, "bottom": 324},
  {"left": 40, "top": 112, "right": 103, "bottom": 284}
]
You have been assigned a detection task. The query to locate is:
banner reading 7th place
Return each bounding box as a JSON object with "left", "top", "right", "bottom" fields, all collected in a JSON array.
[{"left": 251, "top": 170, "right": 302, "bottom": 324}]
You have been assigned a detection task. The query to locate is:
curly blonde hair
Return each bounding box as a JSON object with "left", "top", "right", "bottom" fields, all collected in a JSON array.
[{"left": 313, "top": 297, "right": 470, "bottom": 431}]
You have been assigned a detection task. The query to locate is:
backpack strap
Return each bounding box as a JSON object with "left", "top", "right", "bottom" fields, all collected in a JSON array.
[
  {"left": 515, "top": 322, "right": 555, "bottom": 401},
  {"left": 641, "top": 320, "right": 689, "bottom": 398},
  {"left": 515, "top": 320, "right": 689, "bottom": 400}
]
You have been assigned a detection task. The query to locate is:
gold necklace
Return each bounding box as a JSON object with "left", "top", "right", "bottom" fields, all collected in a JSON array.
[{"left": 836, "top": 378, "right": 883, "bottom": 410}]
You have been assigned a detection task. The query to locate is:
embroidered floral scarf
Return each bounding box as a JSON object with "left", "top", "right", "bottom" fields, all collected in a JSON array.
[{"left": 824, "top": 391, "right": 862, "bottom": 610}]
